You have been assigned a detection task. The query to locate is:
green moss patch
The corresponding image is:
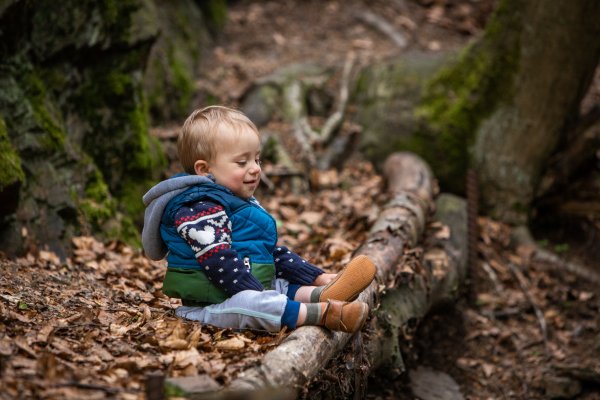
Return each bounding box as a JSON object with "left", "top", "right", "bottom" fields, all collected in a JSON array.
[
  {"left": 413, "top": 0, "right": 523, "bottom": 192},
  {"left": 0, "top": 118, "right": 24, "bottom": 190}
]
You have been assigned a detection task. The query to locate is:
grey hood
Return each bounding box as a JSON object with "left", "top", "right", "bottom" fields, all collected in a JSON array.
[{"left": 141, "top": 174, "right": 211, "bottom": 260}]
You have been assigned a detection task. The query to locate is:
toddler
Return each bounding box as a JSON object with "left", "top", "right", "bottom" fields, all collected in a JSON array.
[{"left": 142, "top": 106, "right": 376, "bottom": 333}]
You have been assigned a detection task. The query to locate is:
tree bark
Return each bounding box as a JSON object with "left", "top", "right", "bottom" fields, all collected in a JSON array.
[
  {"left": 306, "top": 192, "right": 468, "bottom": 398},
  {"left": 474, "top": 0, "right": 600, "bottom": 224},
  {"left": 366, "top": 193, "right": 468, "bottom": 376}
]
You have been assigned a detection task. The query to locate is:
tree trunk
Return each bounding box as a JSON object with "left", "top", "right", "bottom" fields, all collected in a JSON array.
[
  {"left": 473, "top": 0, "right": 600, "bottom": 224},
  {"left": 353, "top": 0, "right": 600, "bottom": 228}
]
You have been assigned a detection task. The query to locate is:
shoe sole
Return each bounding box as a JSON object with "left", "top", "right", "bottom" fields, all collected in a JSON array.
[{"left": 319, "top": 255, "right": 376, "bottom": 302}]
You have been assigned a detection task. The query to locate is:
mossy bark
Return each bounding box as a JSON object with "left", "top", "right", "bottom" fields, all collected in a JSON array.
[
  {"left": 354, "top": 0, "right": 600, "bottom": 225},
  {"left": 414, "top": 0, "right": 523, "bottom": 194},
  {"left": 0, "top": 117, "right": 24, "bottom": 192},
  {"left": 473, "top": 0, "right": 600, "bottom": 224}
]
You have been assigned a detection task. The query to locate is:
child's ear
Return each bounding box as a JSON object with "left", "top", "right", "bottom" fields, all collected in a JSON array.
[{"left": 194, "top": 160, "right": 210, "bottom": 175}]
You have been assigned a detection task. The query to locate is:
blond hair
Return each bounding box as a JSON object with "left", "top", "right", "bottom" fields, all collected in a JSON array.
[{"left": 178, "top": 106, "right": 259, "bottom": 174}]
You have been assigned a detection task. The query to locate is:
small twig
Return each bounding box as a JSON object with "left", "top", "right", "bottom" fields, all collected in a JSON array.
[
  {"left": 354, "top": 10, "right": 408, "bottom": 49},
  {"left": 319, "top": 52, "right": 356, "bottom": 145},
  {"left": 145, "top": 371, "right": 166, "bottom": 400},
  {"left": 53, "top": 381, "right": 130, "bottom": 395},
  {"left": 511, "top": 226, "right": 600, "bottom": 290},
  {"left": 532, "top": 248, "right": 600, "bottom": 289},
  {"left": 481, "top": 262, "right": 504, "bottom": 293},
  {"left": 284, "top": 81, "right": 318, "bottom": 168},
  {"left": 506, "top": 262, "right": 549, "bottom": 357},
  {"left": 352, "top": 331, "right": 367, "bottom": 400},
  {"left": 509, "top": 335, "right": 530, "bottom": 397}
]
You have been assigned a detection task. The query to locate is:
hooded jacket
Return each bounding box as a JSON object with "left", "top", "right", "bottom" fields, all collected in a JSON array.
[{"left": 142, "top": 174, "right": 277, "bottom": 304}]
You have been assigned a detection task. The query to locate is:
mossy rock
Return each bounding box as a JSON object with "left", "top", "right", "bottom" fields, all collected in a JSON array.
[
  {"left": 0, "top": 117, "right": 24, "bottom": 191},
  {"left": 353, "top": 51, "right": 452, "bottom": 180},
  {"left": 0, "top": 0, "right": 224, "bottom": 255},
  {"left": 143, "top": 0, "right": 221, "bottom": 123},
  {"left": 0, "top": 0, "right": 194, "bottom": 256},
  {"left": 354, "top": 2, "right": 520, "bottom": 195}
]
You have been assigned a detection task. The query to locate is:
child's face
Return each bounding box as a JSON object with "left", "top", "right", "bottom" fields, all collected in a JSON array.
[{"left": 205, "top": 126, "right": 262, "bottom": 199}]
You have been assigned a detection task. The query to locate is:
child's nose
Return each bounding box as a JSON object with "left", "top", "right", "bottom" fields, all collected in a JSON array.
[{"left": 249, "top": 161, "right": 261, "bottom": 173}]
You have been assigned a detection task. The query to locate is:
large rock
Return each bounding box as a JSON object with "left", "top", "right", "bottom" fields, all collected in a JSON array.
[
  {"left": 353, "top": 51, "right": 452, "bottom": 181},
  {"left": 0, "top": 0, "right": 221, "bottom": 257}
]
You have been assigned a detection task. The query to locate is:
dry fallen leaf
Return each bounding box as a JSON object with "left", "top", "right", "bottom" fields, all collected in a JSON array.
[
  {"left": 160, "top": 338, "right": 189, "bottom": 351},
  {"left": 215, "top": 337, "right": 246, "bottom": 351}
]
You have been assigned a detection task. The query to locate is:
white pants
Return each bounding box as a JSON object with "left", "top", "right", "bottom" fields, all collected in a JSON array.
[{"left": 175, "top": 279, "right": 291, "bottom": 332}]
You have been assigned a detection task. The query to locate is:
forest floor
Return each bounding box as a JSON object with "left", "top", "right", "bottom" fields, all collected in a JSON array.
[{"left": 1, "top": 0, "right": 599, "bottom": 399}]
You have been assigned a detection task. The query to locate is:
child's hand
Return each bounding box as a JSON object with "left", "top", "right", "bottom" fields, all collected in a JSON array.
[{"left": 313, "top": 273, "right": 336, "bottom": 286}]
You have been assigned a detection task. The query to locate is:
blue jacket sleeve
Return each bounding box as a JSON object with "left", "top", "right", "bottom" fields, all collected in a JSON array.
[
  {"left": 273, "top": 246, "right": 324, "bottom": 285},
  {"left": 174, "top": 200, "right": 264, "bottom": 295}
]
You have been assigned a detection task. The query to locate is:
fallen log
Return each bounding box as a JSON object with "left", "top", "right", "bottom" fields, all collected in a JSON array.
[
  {"left": 366, "top": 192, "right": 468, "bottom": 375},
  {"left": 304, "top": 193, "right": 469, "bottom": 399},
  {"left": 166, "top": 152, "right": 438, "bottom": 397}
]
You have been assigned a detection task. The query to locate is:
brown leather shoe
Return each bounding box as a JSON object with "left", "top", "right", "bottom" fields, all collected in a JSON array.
[
  {"left": 323, "top": 300, "right": 369, "bottom": 333},
  {"left": 319, "top": 255, "right": 376, "bottom": 302}
]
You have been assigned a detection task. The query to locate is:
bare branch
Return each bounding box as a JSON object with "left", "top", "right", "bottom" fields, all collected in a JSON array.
[
  {"left": 507, "top": 262, "right": 549, "bottom": 357},
  {"left": 283, "top": 81, "right": 319, "bottom": 168},
  {"left": 354, "top": 10, "right": 408, "bottom": 49},
  {"left": 319, "top": 52, "right": 356, "bottom": 145}
]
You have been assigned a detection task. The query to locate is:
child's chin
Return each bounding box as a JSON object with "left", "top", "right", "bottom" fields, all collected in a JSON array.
[{"left": 235, "top": 190, "right": 254, "bottom": 199}]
